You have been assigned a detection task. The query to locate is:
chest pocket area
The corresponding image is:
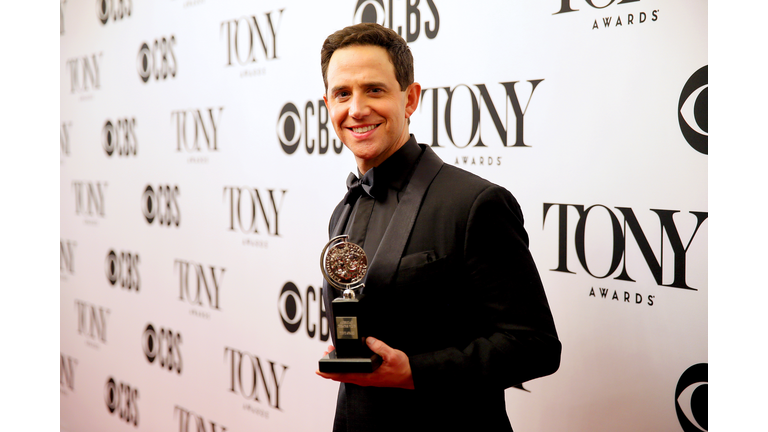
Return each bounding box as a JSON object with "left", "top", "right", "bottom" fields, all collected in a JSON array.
[
  {"left": 390, "top": 251, "right": 464, "bottom": 353},
  {"left": 394, "top": 251, "right": 457, "bottom": 305}
]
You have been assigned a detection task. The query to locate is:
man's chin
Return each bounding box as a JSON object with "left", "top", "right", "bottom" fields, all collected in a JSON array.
[
  {"left": 349, "top": 149, "right": 384, "bottom": 171},
  {"left": 345, "top": 142, "right": 377, "bottom": 157}
]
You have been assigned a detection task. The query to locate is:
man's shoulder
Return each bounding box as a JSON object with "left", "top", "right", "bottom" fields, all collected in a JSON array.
[
  {"left": 418, "top": 143, "right": 500, "bottom": 190},
  {"left": 432, "top": 160, "right": 507, "bottom": 198},
  {"left": 436, "top": 163, "right": 493, "bottom": 185}
]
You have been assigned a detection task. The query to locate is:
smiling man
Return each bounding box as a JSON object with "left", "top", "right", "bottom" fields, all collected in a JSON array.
[{"left": 316, "top": 23, "right": 561, "bottom": 432}]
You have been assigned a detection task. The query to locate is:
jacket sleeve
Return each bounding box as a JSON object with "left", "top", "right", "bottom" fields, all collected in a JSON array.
[{"left": 408, "top": 184, "right": 561, "bottom": 391}]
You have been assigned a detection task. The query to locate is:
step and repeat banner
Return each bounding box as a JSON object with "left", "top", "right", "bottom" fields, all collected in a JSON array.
[{"left": 60, "top": 1, "right": 708, "bottom": 431}]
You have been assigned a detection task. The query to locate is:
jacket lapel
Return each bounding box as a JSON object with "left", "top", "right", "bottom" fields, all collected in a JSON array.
[{"left": 363, "top": 145, "right": 444, "bottom": 293}]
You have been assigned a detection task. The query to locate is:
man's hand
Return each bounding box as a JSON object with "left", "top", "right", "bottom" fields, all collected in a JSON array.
[{"left": 316, "top": 337, "right": 415, "bottom": 390}]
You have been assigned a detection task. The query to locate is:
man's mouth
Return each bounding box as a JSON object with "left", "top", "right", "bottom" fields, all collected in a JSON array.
[{"left": 350, "top": 124, "right": 379, "bottom": 134}]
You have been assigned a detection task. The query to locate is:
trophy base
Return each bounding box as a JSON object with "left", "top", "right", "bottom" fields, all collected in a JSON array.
[{"left": 319, "top": 350, "right": 382, "bottom": 373}]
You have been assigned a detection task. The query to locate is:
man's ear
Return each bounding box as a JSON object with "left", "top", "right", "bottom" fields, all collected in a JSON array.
[
  {"left": 404, "top": 82, "right": 421, "bottom": 119},
  {"left": 323, "top": 93, "right": 329, "bottom": 109}
]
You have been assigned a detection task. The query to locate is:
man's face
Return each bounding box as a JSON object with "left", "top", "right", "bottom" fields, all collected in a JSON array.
[{"left": 323, "top": 45, "right": 420, "bottom": 174}]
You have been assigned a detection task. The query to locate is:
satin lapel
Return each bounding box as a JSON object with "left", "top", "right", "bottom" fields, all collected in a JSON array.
[{"left": 363, "top": 145, "right": 444, "bottom": 293}]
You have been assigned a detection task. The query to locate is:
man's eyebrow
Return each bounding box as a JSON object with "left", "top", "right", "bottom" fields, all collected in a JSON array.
[
  {"left": 329, "top": 82, "right": 391, "bottom": 95},
  {"left": 362, "top": 81, "right": 389, "bottom": 89},
  {"left": 329, "top": 85, "right": 348, "bottom": 95}
]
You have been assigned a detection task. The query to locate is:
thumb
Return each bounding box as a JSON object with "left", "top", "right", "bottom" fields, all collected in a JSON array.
[{"left": 365, "top": 337, "right": 392, "bottom": 359}]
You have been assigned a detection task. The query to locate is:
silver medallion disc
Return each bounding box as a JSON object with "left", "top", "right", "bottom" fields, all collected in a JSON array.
[{"left": 324, "top": 241, "right": 368, "bottom": 287}]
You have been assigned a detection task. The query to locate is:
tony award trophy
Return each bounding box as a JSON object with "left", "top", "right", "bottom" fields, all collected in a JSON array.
[{"left": 318, "top": 235, "right": 382, "bottom": 373}]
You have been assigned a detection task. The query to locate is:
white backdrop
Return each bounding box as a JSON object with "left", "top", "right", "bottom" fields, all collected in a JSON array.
[{"left": 60, "top": 1, "right": 708, "bottom": 431}]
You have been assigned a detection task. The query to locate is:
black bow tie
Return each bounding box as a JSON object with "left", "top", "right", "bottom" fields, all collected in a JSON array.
[{"left": 344, "top": 171, "right": 376, "bottom": 205}]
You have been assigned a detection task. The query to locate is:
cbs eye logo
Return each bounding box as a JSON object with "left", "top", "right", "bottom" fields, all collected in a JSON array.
[
  {"left": 353, "top": 0, "right": 439, "bottom": 42},
  {"left": 278, "top": 282, "right": 302, "bottom": 333},
  {"left": 97, "top": 0, "right": 131, "bottom": 25},
  {"left": 354, "top": 0, "right": 386, "bottom": 25},
  {"left": 678, "top": 66, "right": 708, "bottom": 155},
  {"left": 142, "top": 185, "right": 180, "bottom": 227},
  {"left": 675, "top": 363, "right": 707, "bottom": 432}
]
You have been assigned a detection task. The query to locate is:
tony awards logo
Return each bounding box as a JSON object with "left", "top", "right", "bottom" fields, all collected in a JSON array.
[{"left": 319, "top": 235, "right": 381, "bottom": 372}]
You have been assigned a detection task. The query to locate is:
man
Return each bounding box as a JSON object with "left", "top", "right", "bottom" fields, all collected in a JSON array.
[{"left": 316, "top": 23, "right": 561, "bottom": 431}]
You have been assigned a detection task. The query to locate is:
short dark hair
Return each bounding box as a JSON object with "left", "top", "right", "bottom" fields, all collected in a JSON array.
[{"left": 321, "top": 23, "right": 414, "bottom": 92}]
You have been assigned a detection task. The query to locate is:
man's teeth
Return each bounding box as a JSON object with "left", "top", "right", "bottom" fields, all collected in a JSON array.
[{"left": 352, "top": 125, "right": 377, "bottom": 133}]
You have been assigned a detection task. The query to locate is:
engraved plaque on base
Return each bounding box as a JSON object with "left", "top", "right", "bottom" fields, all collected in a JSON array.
[{"left": 318, "top": 235, "right": 381, "bottom": 373}]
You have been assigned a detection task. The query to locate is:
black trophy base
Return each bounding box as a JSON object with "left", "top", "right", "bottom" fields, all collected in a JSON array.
[{"left": 319, "top": 350, "right": 382, "bottom": 373}]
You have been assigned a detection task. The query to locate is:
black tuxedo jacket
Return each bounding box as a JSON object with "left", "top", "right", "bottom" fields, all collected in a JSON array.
[{"left": 323, "top": 139, "right": 561, "bottom": 432}]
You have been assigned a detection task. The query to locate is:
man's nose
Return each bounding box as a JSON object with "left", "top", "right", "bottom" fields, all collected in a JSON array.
[{"left": 349, "top": 94, "right": 369, "bottom": 118}]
